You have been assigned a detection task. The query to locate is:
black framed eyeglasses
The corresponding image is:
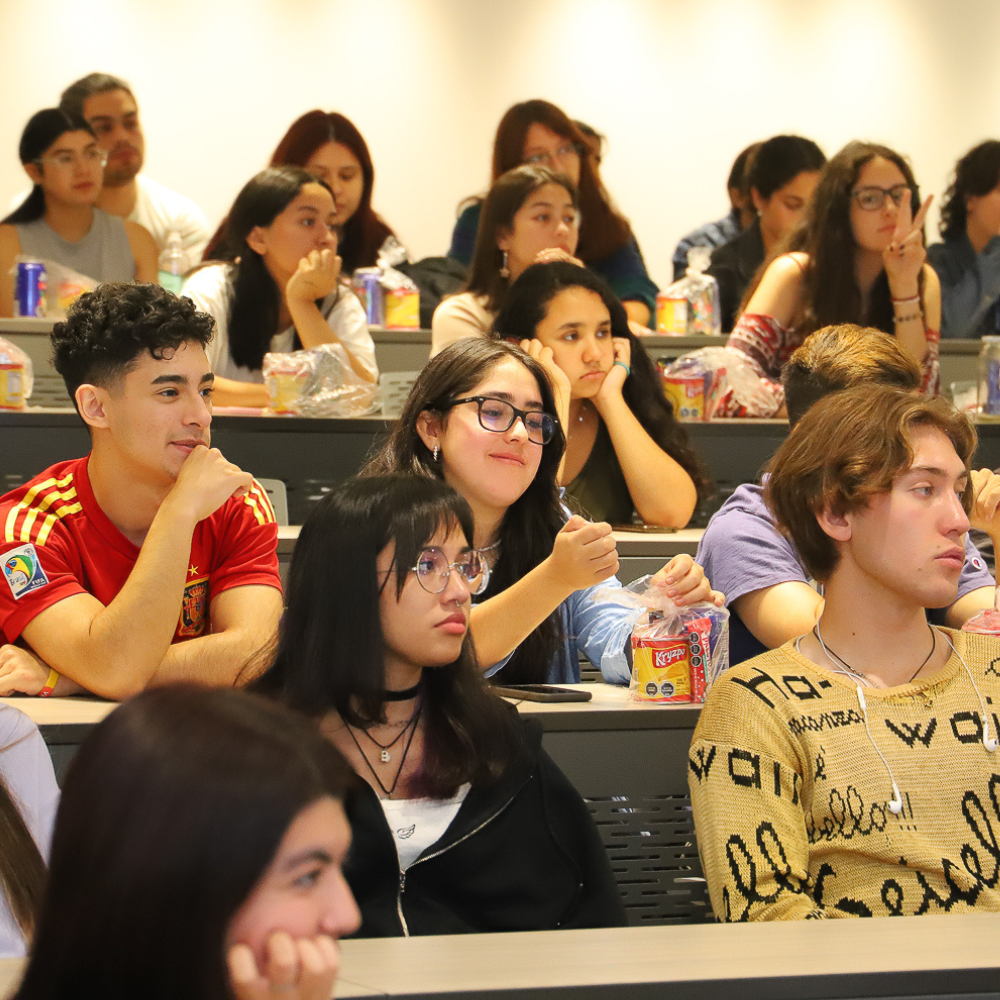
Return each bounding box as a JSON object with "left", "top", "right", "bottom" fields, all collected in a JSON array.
[
  {"left": 411, "top": 547, "right": 490, "bottom": 595},
  {"left": 446, "top": 396, "right": 556, "bottom": 446},
  {"left": 851, "top": 184, "right": 912, "bottom": 212}
]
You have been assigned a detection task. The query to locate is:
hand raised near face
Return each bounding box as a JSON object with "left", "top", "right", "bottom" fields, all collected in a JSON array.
[
  {"left": 228, "top": 932, "right": 340, "bottom": 1000},
  {"left": 883, "top": 193, "right": 933, "bottom": 293},
  {"left": 519, "top": 338, "right": 571, "bottom": 407},
  {"left": 168, "top": 445, "right": 253, "bottom": 524},
  {"left": 531, "top": 247, "right": 585, "bottom": 269},
  {"left": 593, "top": 337, "right": 632, "bottom": 411},
  {"left": 548, "top": 515, "right": 619, "bottom": 593},
  {"left": 969, "top": 468, "right": 1000, "bottom": 538},
  {"left": 286, "top": 248, "right": 342, "bottom": 306}
]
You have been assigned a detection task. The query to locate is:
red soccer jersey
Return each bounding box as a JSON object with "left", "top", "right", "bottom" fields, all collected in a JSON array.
[{"left": 0, "top": 456, "right": 281, "bottom": 645}]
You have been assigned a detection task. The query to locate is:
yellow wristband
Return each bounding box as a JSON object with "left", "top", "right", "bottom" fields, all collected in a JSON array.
[{"left": 38, "top": 668, "right": 59, "bottom": 698}]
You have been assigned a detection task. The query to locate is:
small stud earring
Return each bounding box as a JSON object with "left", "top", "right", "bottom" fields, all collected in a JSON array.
[
  {"left": 499, "top": 251, "right": 509, "bottom": 279},
  {"left": 433, "top": 445, "right": 440, "bottom": 461}
]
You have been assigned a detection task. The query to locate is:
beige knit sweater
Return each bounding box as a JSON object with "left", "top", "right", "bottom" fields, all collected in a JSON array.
[{"left": 689, "top": 628, "right": 1000, "bottom": 920}]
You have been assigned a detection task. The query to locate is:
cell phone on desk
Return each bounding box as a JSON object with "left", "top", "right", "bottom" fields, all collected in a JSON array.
[
  {"left": 492, "top": 684, "right": 593, "bottom": 703},
  {"left": 611, "top": 523, "right": 679, "bottom": 533}
]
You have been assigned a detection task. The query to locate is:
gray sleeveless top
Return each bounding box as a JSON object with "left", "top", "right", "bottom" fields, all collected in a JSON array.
[{"left": 15, "top": 208, "right": 136, "bottom": 282}]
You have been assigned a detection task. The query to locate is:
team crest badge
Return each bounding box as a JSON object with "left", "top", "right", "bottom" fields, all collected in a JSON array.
[
  {"left": 2, "top": 544, "right": 49, "bottom": 600},
  {"left": 178, "top": 576, "right": 209, "bottom": 637}
]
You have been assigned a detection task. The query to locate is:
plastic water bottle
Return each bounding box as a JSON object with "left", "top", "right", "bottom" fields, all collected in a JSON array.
[{"left": 157, "top": 232, "right": 186, "bottom": 294}]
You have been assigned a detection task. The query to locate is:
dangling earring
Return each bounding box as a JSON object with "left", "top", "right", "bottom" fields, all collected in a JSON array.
[
  {"left": 433, "top": 445, "right": 440, "bottom": 461},
  {"left": 499, "top": 251, "right": 509, "bottom": 279}
]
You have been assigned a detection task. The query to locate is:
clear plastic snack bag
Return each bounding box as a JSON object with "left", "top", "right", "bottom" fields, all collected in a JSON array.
[
  {"left": 263, "top": 343, "right": 379, "bottom": 418},
  {"left": 962, "top": 585, "right": 1000, "bottom": 637},
  {"left": 0, "top": 337, "right": 33, "bottom": 410},
  {"left": 38, "top": 259, "right": 97, "bottom": 318},
  {"left": 655, "top": 246, "right": 721, "bottom": 336},
  {"left": 661, "top": 346, "right": 782, "bottom": 420},
  {"left": 376, "top": 237, "right": 420, "bottom": 329},
  {"left": 594, "top": 575, "right": 729, "bottom": 703}
]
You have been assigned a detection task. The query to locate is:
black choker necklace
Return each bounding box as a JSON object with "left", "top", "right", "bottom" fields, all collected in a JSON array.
[{"left": 384, "top": 677, "right": 423, "bottom": 702}]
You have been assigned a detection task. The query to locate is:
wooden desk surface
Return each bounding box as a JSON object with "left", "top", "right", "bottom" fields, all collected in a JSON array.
[{"left": 2, "top": 912, "right": 996, "bottom": 998}]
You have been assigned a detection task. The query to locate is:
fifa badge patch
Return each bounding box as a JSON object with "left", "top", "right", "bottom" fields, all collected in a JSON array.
[{"left": 3, "top": 544, "right": 50, "bottom": 600}]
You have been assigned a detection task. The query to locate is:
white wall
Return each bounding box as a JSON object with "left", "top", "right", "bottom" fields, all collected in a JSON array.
[{"left": 2, "top": 0, "right": 999, "bottom": 289}]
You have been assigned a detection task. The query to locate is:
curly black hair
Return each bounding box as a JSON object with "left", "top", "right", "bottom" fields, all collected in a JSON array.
[{"left": 51, "top": 283, "right": 216, "bottom": 406}]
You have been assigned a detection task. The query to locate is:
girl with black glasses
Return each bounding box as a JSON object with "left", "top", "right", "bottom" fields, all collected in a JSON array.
[
  {"left": 364, "top": 339, "right": 721, "bottom": 685},
  {"left": 250, "top": 474, "right": 624, "bottom": 936}
]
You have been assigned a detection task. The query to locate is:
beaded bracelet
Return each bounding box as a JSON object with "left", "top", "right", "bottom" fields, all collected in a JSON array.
[{"left": 893, "top": 310, "right": 923, "bottom": 324}]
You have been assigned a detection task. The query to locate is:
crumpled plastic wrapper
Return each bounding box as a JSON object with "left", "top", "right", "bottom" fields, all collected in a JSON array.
[
  {"left": 376, "top": 237, "right": 420, "bottom": 328},
  {"left": 263, "top": 343, "right": 379, "bottom": 418},
  {"left": 0, "top": 336, "right": 33, "bottom": 410},
  {"left": 660, "top": 346, "right": 781, "bottom": 420},
  {"left": 11, "top": 256, "right": 98, "bottom": 319},
  {"left": 962, "top": 586, "right": 1000, "bottom": 636},
  {"left": 594, "top": 574, "right": 729, "bottom": 703}
]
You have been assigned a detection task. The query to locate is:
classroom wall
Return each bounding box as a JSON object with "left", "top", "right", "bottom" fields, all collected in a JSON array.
[{"left": 2, "top": 0, "right": 998, "bottom": 290}]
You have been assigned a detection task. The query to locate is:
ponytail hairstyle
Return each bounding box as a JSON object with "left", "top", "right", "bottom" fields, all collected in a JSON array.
[
  {"left": 210, "top": 166, "right": 333, "bottom": 371},
  {"left": 2, "top": 109, "right": 96, "bottom": 225}
]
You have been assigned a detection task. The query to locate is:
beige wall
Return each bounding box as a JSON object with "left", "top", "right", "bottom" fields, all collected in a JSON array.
[{"left": 2, "top": 0, "right": 999, "bottom": 288}]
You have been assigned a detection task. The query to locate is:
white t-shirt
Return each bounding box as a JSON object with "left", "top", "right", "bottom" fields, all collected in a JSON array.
[
  {"left": 0, "top": 706, "right": 60, "bottom": 958},
  {"left": 182, "top": 263, "right": 378, "bottom": 384},
  {"left": 7, "top": 174, "right": 209, "bottom": 265},
  {"left": 378, "top": 783, "right": 470, "bottom": 870},
  {"left": 129, "top": 175, "right": 210, "bottom": 265}
]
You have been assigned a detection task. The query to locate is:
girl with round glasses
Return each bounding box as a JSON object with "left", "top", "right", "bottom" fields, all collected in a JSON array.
[
  {"left": 723, "top": 140, "right": 940, "bottom": 413},
  {"left": 494, "top": 260, "right": 710, "bottom": 527},
  {"left": 1, "top": 109, "right": 157, "bottom": 316},
  {"left": 250, "top": 474, "right": 624, "bottom": 936},
  {"left": 431, "top": 164, "right": 580, "bottom": 356},
  {"left": 447, "top": 100, "right": 658, "bottom": 326},
  {"left": 365, "top": 339, "right": 721, "bottom": 685}
]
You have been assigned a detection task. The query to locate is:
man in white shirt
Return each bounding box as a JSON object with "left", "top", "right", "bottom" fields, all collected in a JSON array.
[{"left": 58, "top": 73, "right": 209, "bottom": 266}]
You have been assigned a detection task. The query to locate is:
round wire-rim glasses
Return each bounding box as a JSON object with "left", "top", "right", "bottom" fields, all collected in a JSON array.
[{"left": 411, "top": 547, "right": 490, "bottom": 595}]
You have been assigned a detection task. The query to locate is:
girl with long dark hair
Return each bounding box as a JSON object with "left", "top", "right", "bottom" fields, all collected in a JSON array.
[
  {"left": 448, "top": 100, "right": 658, "bottom": 325},
  {"left": 364, "top": 340, "right": 720, "bottom": 684},
  {"left": 251, "top": 474, "right": 624, "bottom": 935},
  {"left": 13, "top": 685, "right": 359, "bottom": 1000},
  {"left": 725, "top": 141, "right": 939, "bottom": 412},
  {"left": 203, "top": 111, "right": 397, "bottom": 273},
  {"left": 432, "top": 164, "right": 579, "bottom": 355},
  {"left": 0, "top": 109, "right": 157, "bottom": 317},
  {"left": 494, "top": 260, "right": 709, "bottom": 526},
  {"left": 928, "top": 139, "right": 1000, "bottom": 339},
  {"left": 183, "top": 166, "right": 377, "bottom": 407}
]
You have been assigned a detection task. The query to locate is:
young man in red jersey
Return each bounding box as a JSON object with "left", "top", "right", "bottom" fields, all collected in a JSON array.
[{"left": 0, "top": 283, "right": 281, "bottom": 699}]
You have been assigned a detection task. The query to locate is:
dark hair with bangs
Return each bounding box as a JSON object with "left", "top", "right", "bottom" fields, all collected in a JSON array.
[
  {"left": 741, "top": 141, "right": 925, "bottom": 336},
  {"left": 363, "top": 339, "right": 567, "bottom": 683},
  {"left": 466, "top": 164, "right": 578, "bottom": 313},
  {"left": 250, "top": 474, "right": 522, "bottom": 796},
  {"left": 765, "top": 387, "right": 976, "bottom": 582},
  {"left": 493, "top": 261, "right": 711, "bottom": 502},
  {"left": 939, "top": 140, "right": 1000, "bottom": 241},
  {"left": 14, "top": 685, "right": 353, "bottom": 1000},
  {"left": 51, "top": 282, "right": 215, "bottom": 412},
  {"left": 208, "top": 166, "right": 336, "bottom": 370},
  {"left": 747, "top": 134, "right": 825, "bottom": 201}
]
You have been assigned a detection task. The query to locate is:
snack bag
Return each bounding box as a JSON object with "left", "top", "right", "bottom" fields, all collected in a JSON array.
[
  {"left": 593, "top": 575, "right": 729, "bottom": 703},
  {"left": 0, "top": 337, "right": 33, "bottom": 410},
  {"left": 263, "top": 343, "right": 379, "bottom": 418},
  {"left": 656, "top": 246, "right": 720, "bottom": 336},
  {"left": 660, "top": 346, "right": 781, "bottom": 420},
  {"left": 962, "top": 586, "right": 1000, "bottom": 636},
  {"left": 376, "top": 237, "right": 420, "bottom": 329},
  {"left": 39, "top": 259, "right": 98, "bottom": 318}
]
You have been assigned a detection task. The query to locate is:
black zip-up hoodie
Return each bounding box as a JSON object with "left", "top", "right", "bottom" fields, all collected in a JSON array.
[{"left": 344, "top": 718, "right": 627, "bottom": 936}]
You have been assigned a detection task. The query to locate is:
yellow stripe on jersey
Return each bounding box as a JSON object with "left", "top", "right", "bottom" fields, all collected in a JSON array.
[
  {"left": 243, "top": 480, "right": 276, "bottom": 526},
  {"left": 35, "top": 502, "right": 84, "bottom": 546},
  {"left": 4, "top": 471, "right": 77, "bottom": 544}
]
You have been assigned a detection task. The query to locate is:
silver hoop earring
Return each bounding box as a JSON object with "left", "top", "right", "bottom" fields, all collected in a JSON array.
[
  {"left": 499, "top": 251, "right": 509, "bottom": 279},
  {"left": 433, "top": 445, "right": 440, "bottom": 461}
]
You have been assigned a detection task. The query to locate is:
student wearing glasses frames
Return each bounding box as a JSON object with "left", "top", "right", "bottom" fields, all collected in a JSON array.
[
  {"left": 494, "top": 260, "right": 710, "bottom": 527},
  {"left": 250, "top": 474, "right": 624, "bottom": 936},
  {"left": 722, "top": 141, "right": 940, "bottom": 414},
  {"left": 0, "top": 109, "right": 157, "bottom": 317},
  {"left": 365, "top": 339, "right": 721, "bottom": 685},
  {"left": 447, "top": 100, "right": 658, "bottom": 327}
]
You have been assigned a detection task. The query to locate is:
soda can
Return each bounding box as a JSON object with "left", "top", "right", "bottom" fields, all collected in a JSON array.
[
  {"left": 352, "top": 268, "right": 384, "bottom": 326},
  {"left": 15, "top": 260, "right": 46, "bottom": 318}
]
